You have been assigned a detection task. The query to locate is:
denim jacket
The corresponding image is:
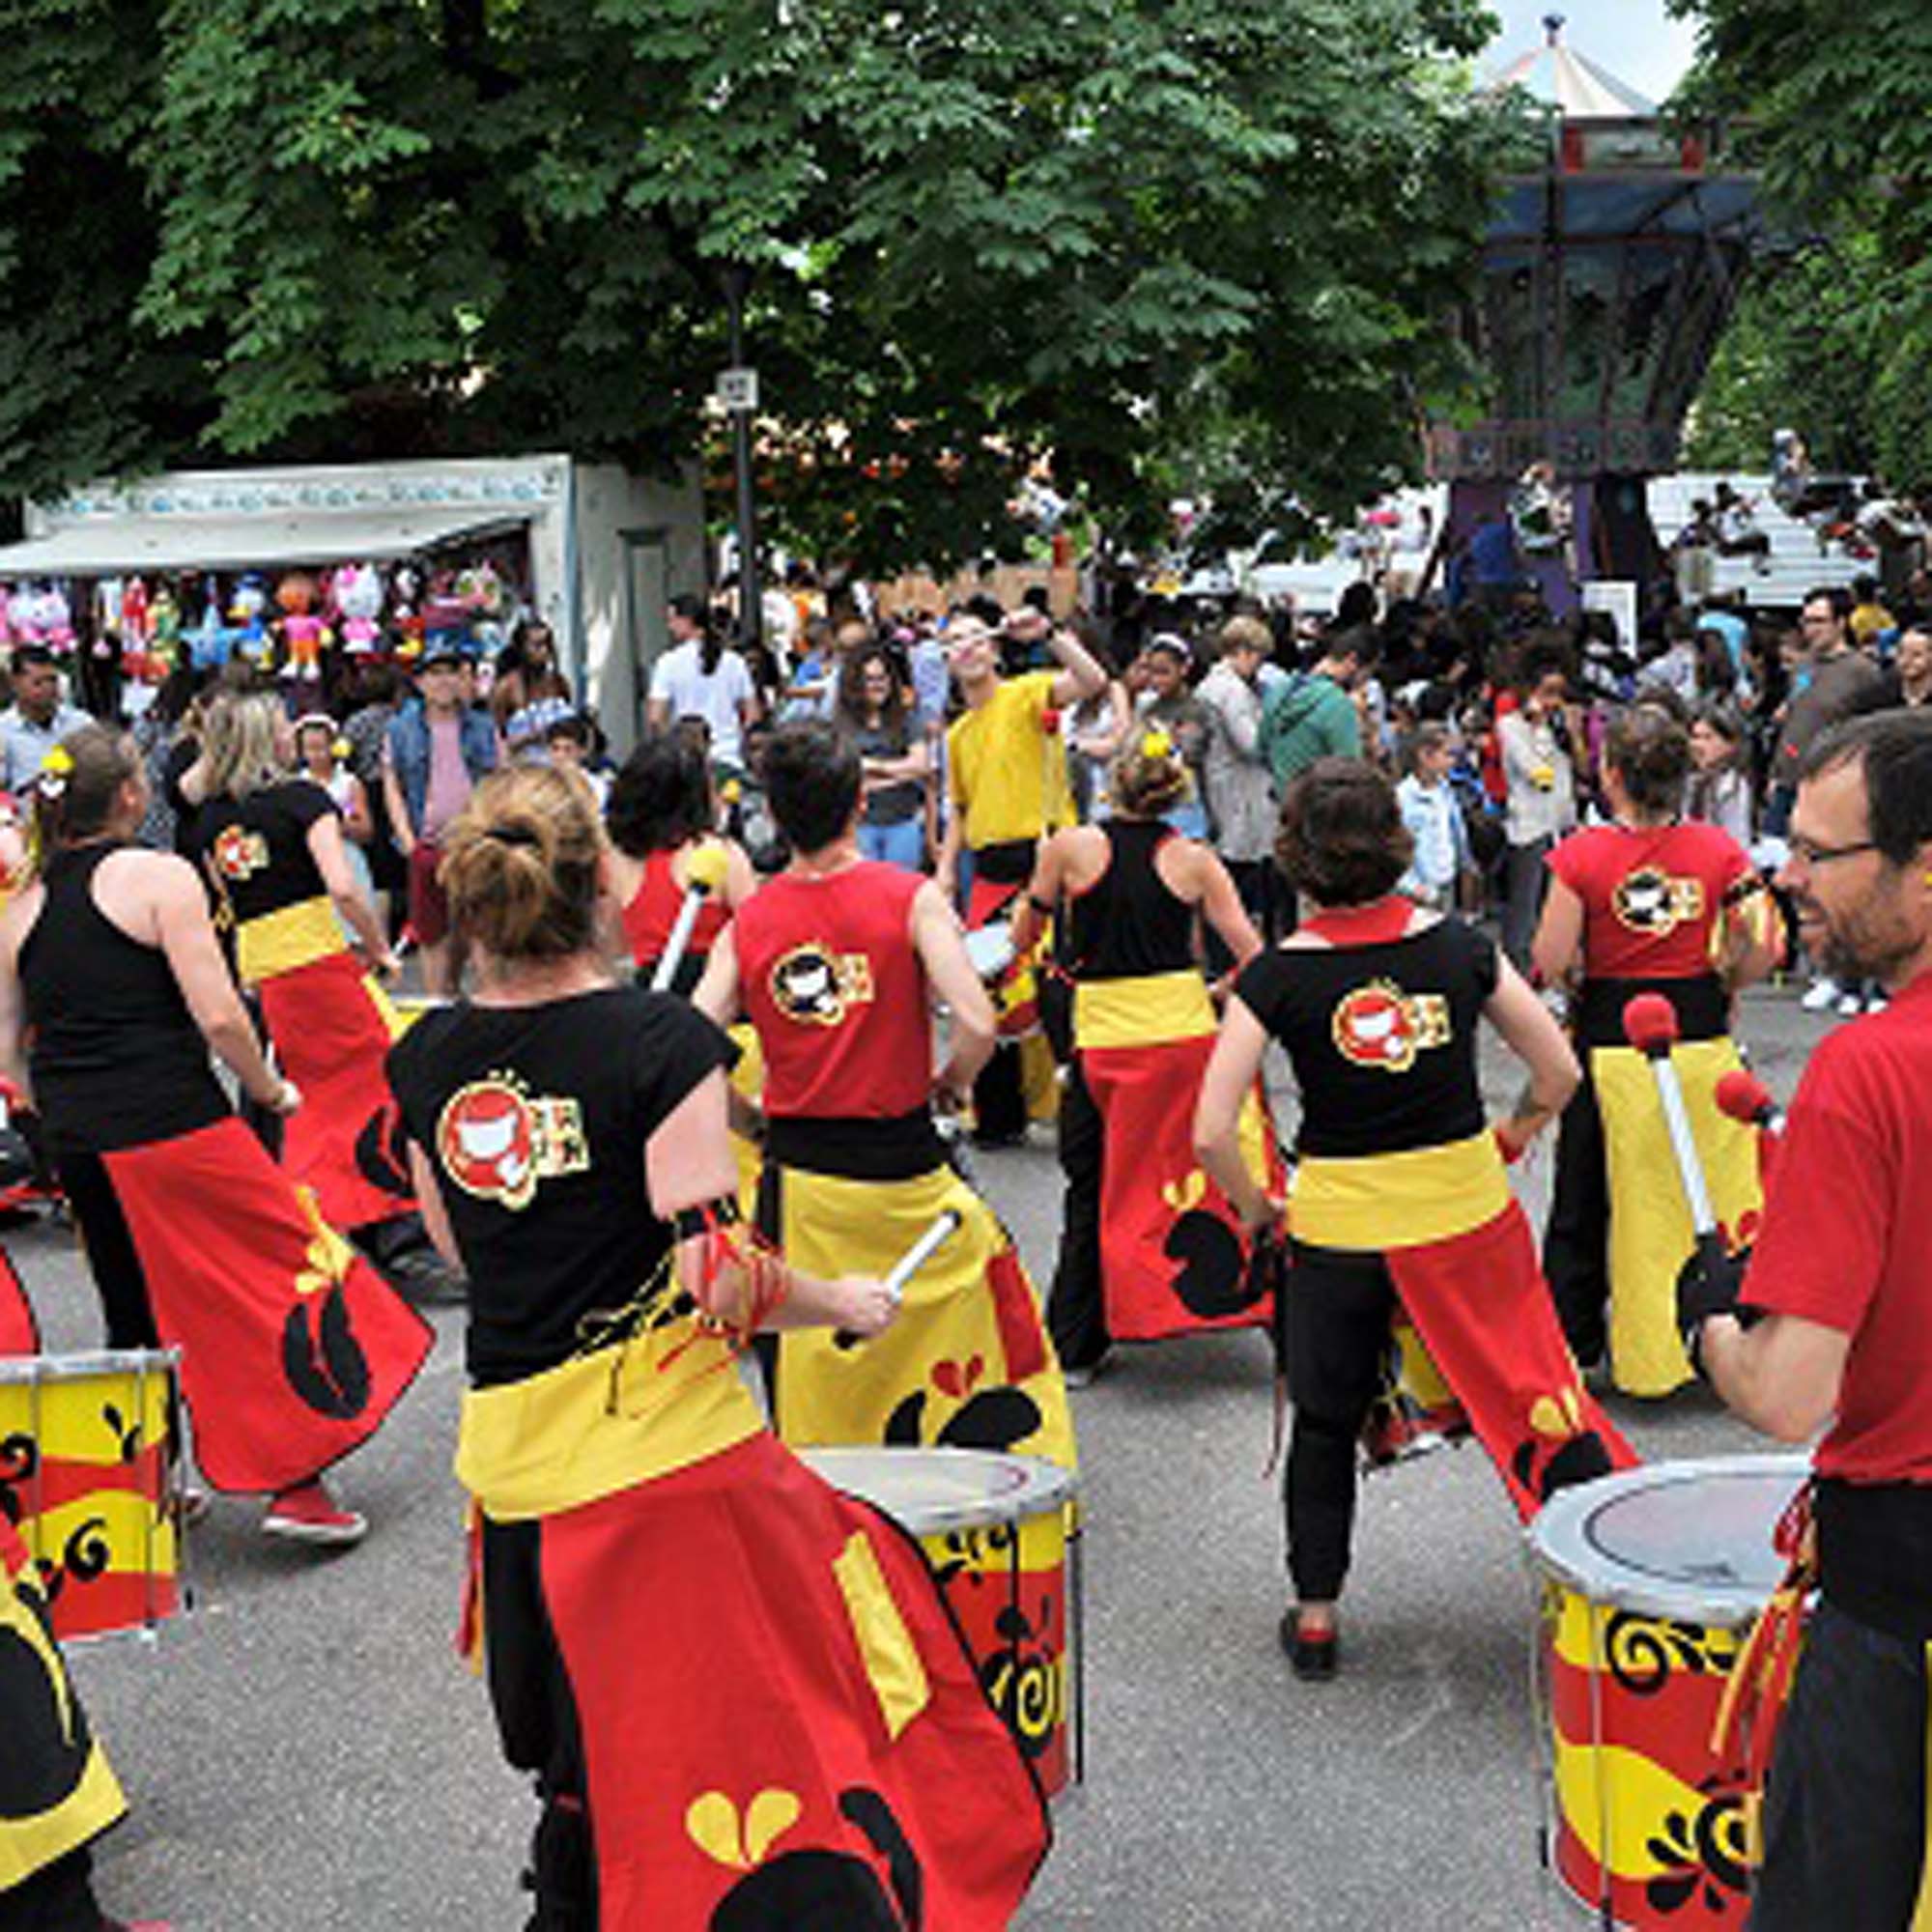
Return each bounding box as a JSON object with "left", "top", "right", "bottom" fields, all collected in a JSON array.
[{"left": 385, "top": 699, "right": 498, "bottom": 831}]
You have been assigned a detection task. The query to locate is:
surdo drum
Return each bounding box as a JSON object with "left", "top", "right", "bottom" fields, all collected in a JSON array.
[
  {"left": 0, "top": 1350, "right": 185, "bottom": 1641},
  {"left": 1526, "top": 1455, "right": 1810, "bottom": 1929},
  {"left": 801, "top": 1446, "right": 1082, "bottom": 1795}
]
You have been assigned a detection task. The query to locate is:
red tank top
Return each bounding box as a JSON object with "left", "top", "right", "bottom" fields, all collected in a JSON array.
[
  {"left": 619, "top": 847, "right": 729, "bottom": 971},
  {"left": 1548, "top": 821, "right": 1752, "bottom": 980},
  {"left": 736, "top": 862, "right": 929, "bottom": 1119}
]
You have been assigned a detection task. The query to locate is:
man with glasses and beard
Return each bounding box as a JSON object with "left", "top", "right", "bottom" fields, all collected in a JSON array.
[{"left": 1685, "top": 709, "right": 1932, "bottom": 1929}]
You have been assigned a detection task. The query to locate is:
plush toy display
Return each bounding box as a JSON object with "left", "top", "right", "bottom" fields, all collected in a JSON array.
[
  {"left": 334, "top": 562, "right": 384, "bottom": 655},
  {"left": 229, "top": 575, "right": 273, "bottom": 668},
  {"left": 189, "top": 577, "right": 231, "bottom": 670},
  {"left": 274, "top": 571, "right": 330, "bottom": 681},
  {"left": 149, "top": 583, "right": 182, "bottom": 677}
]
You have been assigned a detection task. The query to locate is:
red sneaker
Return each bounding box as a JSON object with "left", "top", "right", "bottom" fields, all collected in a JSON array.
[{"left": 262, "top": 1480, "right": 367, "bottom": 1548}]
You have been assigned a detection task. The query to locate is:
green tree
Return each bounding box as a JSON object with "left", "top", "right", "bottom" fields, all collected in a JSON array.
[
  {"left": 2, "top": 0, "right": 1523, "bottom": 567},
  {"left": 1676, "top": 0, "right": 1932, "bottom": 486}
]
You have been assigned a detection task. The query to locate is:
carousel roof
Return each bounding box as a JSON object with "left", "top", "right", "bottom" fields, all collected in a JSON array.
[{"left": 1491, "top": 13, "right": 1658, "bottom": 122}]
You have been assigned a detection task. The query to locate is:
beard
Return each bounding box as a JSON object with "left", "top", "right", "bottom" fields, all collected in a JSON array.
[{"left": 1813, "top": 887, "right": 1921, "bottom": 988}]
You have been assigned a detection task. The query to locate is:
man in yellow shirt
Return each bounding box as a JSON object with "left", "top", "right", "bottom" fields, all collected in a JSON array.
[{"left": 936, "top": 611, "right": 1105, "bottom": 1142}]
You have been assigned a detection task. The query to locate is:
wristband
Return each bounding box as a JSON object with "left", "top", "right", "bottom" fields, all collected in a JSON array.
[{"left": 674, "top": 1198, "right": 740, "bottom": 1242}]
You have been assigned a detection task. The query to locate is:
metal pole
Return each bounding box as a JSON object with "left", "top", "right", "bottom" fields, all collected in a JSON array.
[{"left": 724, "top": 266, "right": 764, "bottom": 652}]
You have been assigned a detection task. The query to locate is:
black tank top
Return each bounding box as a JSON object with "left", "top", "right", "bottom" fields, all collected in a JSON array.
[
  {"left": 19, "top": 845, "right": 229, "bottom": 1152},
  {"left": 1235, "top": 918, "right": 1498, "bottom": 1159},
  {"left": 1064, "top": 820, "right": 1197, "bottom": 980}
]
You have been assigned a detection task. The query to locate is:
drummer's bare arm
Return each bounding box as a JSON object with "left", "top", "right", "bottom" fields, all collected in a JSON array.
[
  {"left": 1700, "top": 1313, "right": 1848, "bottom": 1444},
  {"left": 1046, "top": 626, "right": 1107, "bottom": 708},
  {"left": 934, "top": 809, "right": 963, "bottom": 909},
  {"left": 1484, "top": 956, "right": 1579, "bottom": 1152},
  {"left": 407, "top": 1143, "right": 463, "bottom": 1270},
  {"left": 1194, "top": 997, "right": 1277, "bottom": 1230},
  {"left": 1009, "top": 837, "right": 1067, "bottom": 957},
  {"left": 691, "top": 927, "right": 742, "bottom": 1027},
  {"left": 0, "top": 911, "right": 28, "bottom": 1095},
  {"left": 1187, "top": 847, "right": 1262, "bottom": 974},
  {"left": 912, "top": 881, "right": 996, "bottom": 1103},
  {"left": 1530, "top": 878, "right": 1584, "bottom": 992}
]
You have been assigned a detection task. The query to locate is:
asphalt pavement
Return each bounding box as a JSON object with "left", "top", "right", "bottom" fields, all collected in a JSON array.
[{"left": 23, "top": 983, "right": 1827, "bottom": 1930}]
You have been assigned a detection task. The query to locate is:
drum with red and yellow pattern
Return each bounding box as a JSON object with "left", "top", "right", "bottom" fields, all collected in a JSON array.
[
  {"left": 803, "top": 1446, "right": 1081, "bottom": 1797},
  {"left": 1528, "top": 1456, "right": 1809, "bottom": 1929},
  {"left": 0, "top": 1350, "right": 183, "bottom": 1641}
]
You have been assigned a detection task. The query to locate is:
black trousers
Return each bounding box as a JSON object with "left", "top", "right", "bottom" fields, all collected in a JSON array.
[
  {"left": 971, "top": 1040, "right": 1028, "bottom": 1142},
  {"left": 1751, "top": 1598, "right": 1929, "bottom": 1929},
  {"left": 1281, "top": 1244, "right": 1394, "bottom": 1604},
  {"left": 1542, "top": 1069, "right": 1612, "bottom": 1369},
  {"left": 1043, "top": 1058, "right": 1108, "bottom": 1370},
  {"left": 482, "top": 1519, "right": 599, "bottom": 1932},
  {"left": 51, "top": 1149, "right": 160, "bottom": 1352},
  {"left": 0, "top": 1848, "right": 107, "bottom": 1932}
]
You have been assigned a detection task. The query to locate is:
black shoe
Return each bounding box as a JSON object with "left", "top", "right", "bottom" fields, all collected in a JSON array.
[
  {"left": 353, "top": 1212, "right": 469, "bottom": 1306},
  {"left": 1279, "top": 1610, "right": 1339, "bottom": 1682}
]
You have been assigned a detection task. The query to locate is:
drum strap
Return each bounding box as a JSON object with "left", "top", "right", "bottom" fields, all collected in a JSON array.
[{"left": 1709, "top": 1479, "right": 1817, "bottom": 1864}]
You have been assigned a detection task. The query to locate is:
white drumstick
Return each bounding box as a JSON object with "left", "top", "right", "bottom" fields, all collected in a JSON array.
[
  {"left": 1625, "top": 993, "right": 1718, "bottom": 1236},
  {"left": 883, "top": 1209, "right": 963, "bottom": 1305},
  {"left": 650, "top": 842, "right": 731, "bottom": 993}
]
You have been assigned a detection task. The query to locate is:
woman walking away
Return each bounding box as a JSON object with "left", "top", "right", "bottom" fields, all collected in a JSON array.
[
  {"left": 0, "top": 725, "right": 430, "bottom": 1543},
  {"left": 1195, "top": 758, "right": 1634, "bottom": 1679},
  {"left": 386, "top": 765, "right": 1048, "bottom": 1927}
]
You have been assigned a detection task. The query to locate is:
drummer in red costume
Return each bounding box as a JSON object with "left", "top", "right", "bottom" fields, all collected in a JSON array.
[
  {"left": 1686, "top": 710, "right": 1932, "bottom": 1930},
  {"left": 605, "top": 731, "right": 754, "bottom": 990},
  {"left": 389, "top": 764, "right": 1047, "bottom": 1927},
  {"left": 1011, "top": 726, "right": 1277, "bottom": 1378},
  {"left": 1534, "top": 703, "right": 1777, "bottom": 1395},
  {"left": 697, "top": 723, "right": 1075, "bottom": 1470},
  {"left": 0, "top": 725, "right": 430, "bottom": 1546},
  {"left": 1195, "top": 759, "right": 1634, "bottom": 1678}
]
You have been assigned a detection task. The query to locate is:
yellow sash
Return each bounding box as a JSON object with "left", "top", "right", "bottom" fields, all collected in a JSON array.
[
  {"left": 1290, "top": 1130, "right": 1509, "bottom": 1251},
  {"left": 1074, "top": 970, "right": 1215, "bottom": 1050},
  {"left": 237, "top": 895, "right": 349, "bottom": 983}
]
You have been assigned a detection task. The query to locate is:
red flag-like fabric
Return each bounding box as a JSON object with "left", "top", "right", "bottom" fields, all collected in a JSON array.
[
  {"left": 0, "top": 1243, "right": 36, "bottom": 1354},
  {"left": 101, "top": 1118, "right": 431, "bottom": 1493},
  {"left": 258, "top": 953, "right": 415, "bottom": 1232}
]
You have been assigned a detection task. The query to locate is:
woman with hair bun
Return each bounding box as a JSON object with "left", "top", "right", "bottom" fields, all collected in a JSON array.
[
  {"left": 1195, "top": 758, "right": 1632, "bottom": 1679},
  {"left": 1534, "top": 701, "right": 1779, "bottom": 1396},
  {"left": 604, "top": 730, "right": 754, "bottom": 994},
  {"left": 1011, "top": 727, "right": 1277, "bottom": 1378},
  {"left": 385, "top": 764, "right": 1047, "bottom": 1928},
  {"left": 0, "top": 724, "right": 431, "bottom": 1545}
]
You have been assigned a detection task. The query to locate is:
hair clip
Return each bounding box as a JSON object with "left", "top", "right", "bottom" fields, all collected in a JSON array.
[
  {"left": 42, "top": 746, "right": 73, "bottom": 778},
  {"left": 1141, "top": 729, "right": 1173, "bottom": 761}
]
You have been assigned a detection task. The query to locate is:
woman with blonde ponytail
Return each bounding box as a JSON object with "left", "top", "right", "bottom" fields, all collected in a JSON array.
[
  {"left": 0, "top": 724, "right": 431, "bottom": 1546},
  {"left": 1010, "top": 725, "right": 1279, "bottom": 1378},
  {"left": 385, "top": 763, "right": 1048, "bottom": 1926}
]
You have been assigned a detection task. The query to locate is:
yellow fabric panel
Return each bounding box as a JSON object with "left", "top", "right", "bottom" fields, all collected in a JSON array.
[
  {"left": 831, "top": 1529, "right": 932, "bottom": 1743},
  {"left": 0, "top": 1571, "right": 127, "bottom": 1889},
  {"left": 1591, "top": 1038, "right": 1763, "bottom": 1399},
  {"left": 727, "top": 1023, "right": 766, "bottom": 1216},
  {"left": 1018, "top": 1030, "right": 1060, "bottom": 1123},
  {"left": 1289, "top": 1131, "right": 1509, "bottom": 1251},
  {"left": 770, "top": 1160, "right": 1077, "bottom": 1472},
  {"left": 947, "top": 672, "right": 1071, "bottom": 848},
  {"left": 236, "top": 895, "right": 348, "bottom": 983},
  {"left": 457, "top": 1321, "right": 764, "bottom": 1522},
  {"left": 0, "top": 1360, "right": 172, "bottom": 1462},
  {"left": 1552, "top": 1733, "right": 1712, "bottom": 1882},
  {"left": 1073, "top": 971, "right": 1215, "bottom": 1050}
]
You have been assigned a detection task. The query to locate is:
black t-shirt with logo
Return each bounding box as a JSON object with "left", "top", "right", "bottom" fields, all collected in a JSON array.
[
  {"left": 185, "top": 779, "right": 335, "bottom": 923},
  {"left": 386, "top": 984, "right": 733, "bottom": 1388},
  {"left": 1235, "top": 919, "right": 1497, "bottom": 1159}
]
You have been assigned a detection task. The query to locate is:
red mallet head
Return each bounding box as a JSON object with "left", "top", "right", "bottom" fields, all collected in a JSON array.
[
  {"left": 1623, "top": 992, "right": 1680, "bottom": 1058},
  {"left": 1715, "top": 1069, "right": 1778, "bottom": 1128}
]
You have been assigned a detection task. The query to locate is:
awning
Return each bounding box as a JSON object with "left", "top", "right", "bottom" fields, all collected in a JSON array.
[{"left": 0, "top": 503, "right": 530, "bottom": 579}]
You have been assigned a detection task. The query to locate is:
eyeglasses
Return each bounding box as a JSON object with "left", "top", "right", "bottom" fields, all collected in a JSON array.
[{"left": 1785, "top": 833, "right": 1879, "bottom": 868}]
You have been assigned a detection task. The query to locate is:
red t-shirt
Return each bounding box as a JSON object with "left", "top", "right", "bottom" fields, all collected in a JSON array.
[
  {"left": 735, "top": 861, "right": 930, "bottom": 1119},
  {"left": 619, "top": 847, "right": 728, "bottom": 970},
  {"left": 1548, "top": 820, "right": 1752, "bottom": 980},
  {"left": 1741, "top": 971, "right": 1932, "bottom": 1484}
]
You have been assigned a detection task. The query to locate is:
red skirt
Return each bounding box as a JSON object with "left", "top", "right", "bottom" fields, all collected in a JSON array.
[
  {"left": 101, "top": 1117, "right": 431, "bottom": 1493},
  {"left": 259, "top": 953, "right": 415, "bottom": 1232},
  {"left": 507, "top": 1432, "right": 1050, "bottom": 1925},
  {"left": 0, "top": 1243, "right": 35, "bottom": 1354}
]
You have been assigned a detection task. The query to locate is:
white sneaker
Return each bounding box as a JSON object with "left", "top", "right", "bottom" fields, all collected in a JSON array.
[
  {"left": 1836, "top": 991, "right": 1863, "bottom": 1017},
  {"left": 1866, "top": 992, "right": 1889, "bottom": 1015},
  {"left": 1801, "top": 978, "right": 1842, "bottom": 1012}
]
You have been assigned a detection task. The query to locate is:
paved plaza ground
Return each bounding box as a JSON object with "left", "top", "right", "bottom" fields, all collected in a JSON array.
[{"left": 25, "top": 983, "right": 1825, "bottom": 1930}]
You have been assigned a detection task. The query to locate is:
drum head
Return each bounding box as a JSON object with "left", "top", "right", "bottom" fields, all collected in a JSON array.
[
  {"left": 800, "top": 1445, "right": 1073, "bottom": 1535},
  {"left": 0, "top": 1348, "right": 182, "bottom": 1385},
  {"left": 1527, "top": 1454, "right": 1809, "bottom": 1625}
]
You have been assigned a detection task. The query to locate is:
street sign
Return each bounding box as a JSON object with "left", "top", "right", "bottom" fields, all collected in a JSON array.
[{"left": 716, "top": 367, "right": 759, "bottom": 412}]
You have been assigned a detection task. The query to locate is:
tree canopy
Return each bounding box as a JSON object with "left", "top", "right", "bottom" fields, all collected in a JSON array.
[
  {"left": 0, "top": 0, "right": 1522, "bottom": 567},
  {"left": 1676, "top": 0, "right": 1932, "bottom": 486}
]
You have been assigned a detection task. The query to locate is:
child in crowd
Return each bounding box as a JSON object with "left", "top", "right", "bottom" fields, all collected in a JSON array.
[{"left": 1396, "top": 722, "right": 1470, "bottom": 910}]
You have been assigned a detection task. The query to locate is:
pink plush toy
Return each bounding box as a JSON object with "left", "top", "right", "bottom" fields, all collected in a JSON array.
[{"left": 334, "top": 562, "right": 384, "bottom": 655}]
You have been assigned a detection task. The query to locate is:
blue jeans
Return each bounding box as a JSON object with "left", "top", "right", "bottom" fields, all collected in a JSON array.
[{"left": 858, "top": 816, "right": 925, "bottom": 870}]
